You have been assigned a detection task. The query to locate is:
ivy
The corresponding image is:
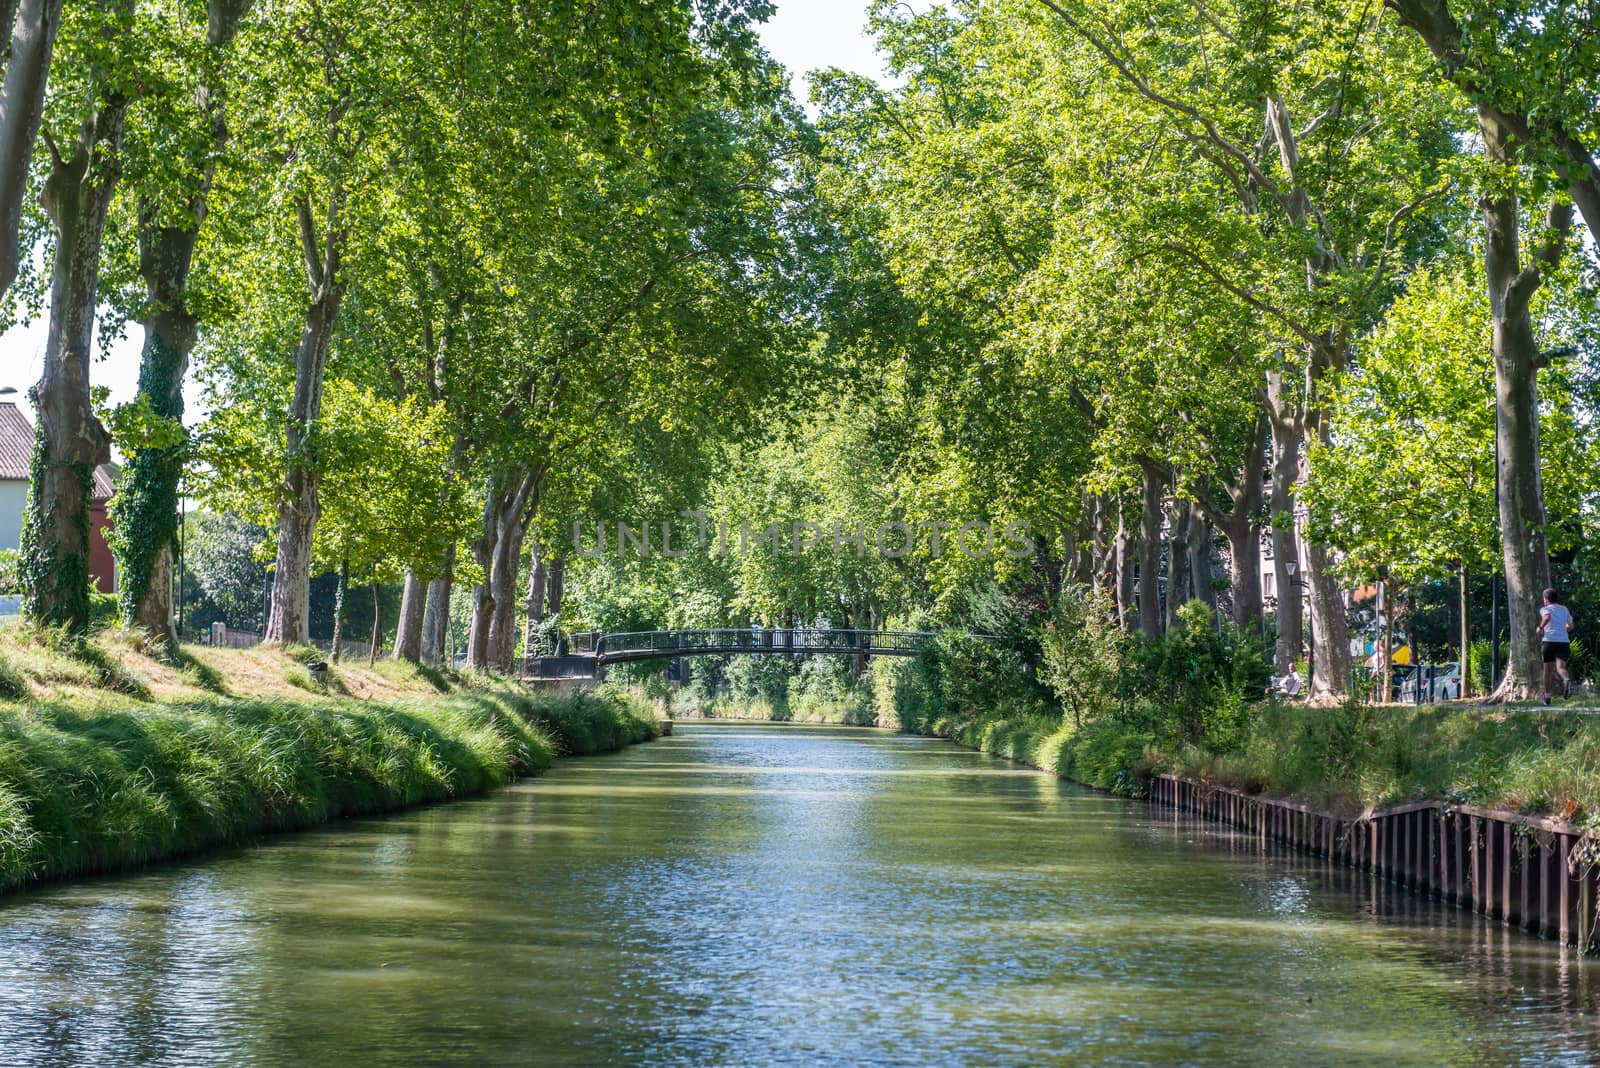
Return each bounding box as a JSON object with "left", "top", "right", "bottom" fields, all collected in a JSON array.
[
  {"left": 19, "top": 395, "right": 95, "bottom": 633},
  {"left": 109, "top": 332, "right": 189, "bottom": 631}
]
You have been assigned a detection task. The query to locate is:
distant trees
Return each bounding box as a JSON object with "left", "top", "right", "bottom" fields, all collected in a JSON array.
[{"left": 5, "top": 0, "right": 1597, "bottom": 708}]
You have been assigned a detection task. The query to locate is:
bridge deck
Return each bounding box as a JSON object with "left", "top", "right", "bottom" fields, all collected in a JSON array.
[{"left": 526, "top": 628, "right": 957, "bottom": 679}]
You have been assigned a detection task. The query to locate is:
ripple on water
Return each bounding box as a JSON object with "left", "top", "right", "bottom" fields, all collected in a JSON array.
[{"left": 0, "top": 720, "right": 1597, "bottom": 1066}]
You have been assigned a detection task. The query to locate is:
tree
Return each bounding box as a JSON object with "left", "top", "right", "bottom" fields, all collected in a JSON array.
[
  {"left": 0, "top": 0, "right": 66, "bottom": 300},
  {"left": 19, "top": 0, "right": 133, "bottom": 632},
  {"left": 108, "top": 0, "right": 255, "bottom": 639},
  {"left": 1303, "top": 263, "right": 1499, "bottom": 693},
  {"left": 182, "top": 509, "right": 267, "bottom": 631}
]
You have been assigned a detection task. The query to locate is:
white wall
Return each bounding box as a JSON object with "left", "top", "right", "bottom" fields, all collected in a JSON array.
[{"left": 0, "top": 478, "right": 24, "bottom": 551}]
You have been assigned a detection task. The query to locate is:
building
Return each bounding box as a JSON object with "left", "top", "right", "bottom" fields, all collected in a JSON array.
[{"left": 0, "top": 401, "right": 118, "bottom": 610}]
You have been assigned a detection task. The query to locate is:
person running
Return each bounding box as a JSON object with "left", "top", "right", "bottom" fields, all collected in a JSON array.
[{"left": 1537, "top": 588, "right": 1575, "bottom": 705}]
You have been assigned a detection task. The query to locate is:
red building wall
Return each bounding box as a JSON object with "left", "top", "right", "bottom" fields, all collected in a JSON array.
[{"left": 89, "top": 498, "right": 115, "bottom": 594}]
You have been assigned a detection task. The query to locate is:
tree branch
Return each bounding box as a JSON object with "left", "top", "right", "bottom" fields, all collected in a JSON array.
[
  {"left": 1158, "top": 240, "right": 1325, "bottom": 349},
  {"left": 296, "top": 194, "right": 323, "bottom": 291},
  {"left": 1035, "top": 0, "right": 1284, "bottom": 201}
]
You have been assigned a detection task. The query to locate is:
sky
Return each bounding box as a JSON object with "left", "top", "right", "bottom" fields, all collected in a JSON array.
[{"left": 0, "top": 0, "right": 886, "bottom": 423}]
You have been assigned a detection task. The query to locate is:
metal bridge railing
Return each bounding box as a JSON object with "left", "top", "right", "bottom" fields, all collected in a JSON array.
[
  {"left": 535, "top": 628, "right": 1004, "bottom": 677},
  {"left": 590, "top": 628, "right": 937, "bottom": 661}
]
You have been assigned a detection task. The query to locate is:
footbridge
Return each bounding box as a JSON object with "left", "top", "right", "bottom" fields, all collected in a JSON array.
[{"left": 529, "top": 628, "right": 956, "bottom": 680}]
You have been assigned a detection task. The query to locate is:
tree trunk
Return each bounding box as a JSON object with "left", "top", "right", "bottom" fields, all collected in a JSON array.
[
  {"left": 1302, "top": 403, "right": 1353, "bottom": 702},
  {"left": 265, "top": 192, "right": 346, "bottom": 645},
  {"left": 522, "top": 542, "right": 547, "bottom": 657},
  {"left": 488, "top": 523, "right": 526, "bottom": 671},
  {"left": 368, "top": 579, "right": 380, "bottom": 667},
  {"left": 1215, "top": 509, "right": 1260, "bottom": 631},
  {"left": 1115, "top": 499, "right": 1134, "bottom": 631},
  {"left": 1194, "top": 406, "right": 1267, "bottom": 631},
  {"left": 1187, "top": 507, "right": 1215, "bottom": 613},
  {"left": 1137, "top": 461, "right": 1164, "bottom": 638},
  {"left": 1482, "top": 111, "right": 1565, "bottom": 701},
  {"left": 466, "top": 492, "right": 498, "bottom": 672},
  {"left": 393, "top": 569, "right": 426, "bottom": 662},
  {"left": 20, "top": 93, "right": 125, "bottom": 632},
  {"left": 1265, "top": 380, "right": 1303, "bottom": 674},
  {"left": 0, "top": 0, "right": 63, "bottom": 301},
  {"left": 420, "top": 546, "right": 453, "bottom": 668},
  {"left": 467, "top": 470, "right": 536, "bottom": 671},
  {"left": 330, "top": 555, "right": 347, "bottom": 662},
  {"left": 1382, "top": 580, "right": 1395, "bottom": 701},
  {"left": 114, "top": 2, "right": 250, "bottom": 639},
  {"left": 1165, "top": 495, "right": 1189, "bottom": 632},
  {"left": 1303, "top": 533, "right": 1352, "bottom": 701},
  {"left": 1459, "top": 562, "right": 1471, "bottom": 699},
  {"left": 546, "top": 555, "right": 565, "bottom": 615},
  {"left": 116, "top": 261, "right": 193, "bottom": 639}
]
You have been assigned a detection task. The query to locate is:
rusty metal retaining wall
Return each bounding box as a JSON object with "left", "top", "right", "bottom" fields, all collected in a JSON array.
[{"left": 1151, "top": 773, "right": 1600, "bottom": 952}]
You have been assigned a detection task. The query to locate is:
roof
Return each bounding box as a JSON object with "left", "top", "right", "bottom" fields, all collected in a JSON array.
[
  {"left": 0, "top": 401, "right": 120, "bottom": 500},
  {"left": 0, "top": 402, "right": 30, "bottom": 480}
]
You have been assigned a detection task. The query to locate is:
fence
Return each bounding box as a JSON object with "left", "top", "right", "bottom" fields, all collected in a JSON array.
[
  {"left": 1152, "top": 773, "right": 1600, "bottom": 952},
  {"left": 200, "top": 623, "right": 387, "bottom": 662}
]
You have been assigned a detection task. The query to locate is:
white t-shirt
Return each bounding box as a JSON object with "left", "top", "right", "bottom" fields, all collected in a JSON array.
[{"left": 1543, "top": 603, "right": 1573, "bottom": 643}]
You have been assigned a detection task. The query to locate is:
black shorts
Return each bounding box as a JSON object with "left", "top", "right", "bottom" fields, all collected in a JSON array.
[{"left": 1543, "top": 641, "right": 1571, "bottom": 663}]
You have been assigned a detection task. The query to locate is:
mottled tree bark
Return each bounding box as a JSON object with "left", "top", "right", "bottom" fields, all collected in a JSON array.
[
  {"left": 1115, "top": 500, "right": 1134, "bottom": 632},
  {"left": 1137, "top": 460, "right": 1165, "bottom": 638},
  {"left": 420, "top": 544, "right": 453, "bottom": 667},
  {"left": 330, "top": 555, "right": 347, "bottom": 662},
  {"left": 1186, "top": 507, "right": 1216, "bottom": 613},
  {"left": 393, "top": 569, "right": 426, "bottom": 662},
  {"left": 1481, "top": 112, "right": 1568, "bottom": 700},
  {"left": 521, "top": 543, "right": 547, "bottom": 657},
  {"left": 546, "top": 555, "right": 565, "bottom": 616},
  {"left": 468, "top": 470, "right": 536, "bottom": 671},
  {"left": 0, "top": 0, "right": 62, "bottom": 300},
  {"left": 265, "top": 194, "right": 345, "bottom": 645},
  {"left": 1265, "top": 378, "right": 1303, "bottom": 675},
  {"left": 1196, "top": 413, "right": 1267, "bottom": 631},
  {"left": 21, "top": 89, "right": 125, "bottom": 632},
  {"left": 367, "top": 579, "right": 381, "bottom": 666},
  {"left": 1164, "top": 494, "right": 1189, "bottom": 632}
]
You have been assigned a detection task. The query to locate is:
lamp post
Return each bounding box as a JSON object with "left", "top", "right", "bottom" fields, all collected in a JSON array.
[{"left": 1286, "top": 558, "right": 1311, "bottom": 692}]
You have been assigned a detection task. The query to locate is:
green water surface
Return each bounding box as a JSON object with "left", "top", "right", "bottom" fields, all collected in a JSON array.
[{"left": 1, "top": 721, "right": 1597, "bottom": 1066}]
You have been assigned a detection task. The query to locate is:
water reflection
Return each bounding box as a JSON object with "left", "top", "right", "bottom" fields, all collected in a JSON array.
[{"left": 0, "top": 722, "right": 1596, "bottom": 1066}]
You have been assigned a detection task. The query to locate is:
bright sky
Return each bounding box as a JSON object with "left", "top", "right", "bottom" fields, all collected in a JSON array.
[{"left": 0, "top": 0, "right": 886, "bottom": 423}]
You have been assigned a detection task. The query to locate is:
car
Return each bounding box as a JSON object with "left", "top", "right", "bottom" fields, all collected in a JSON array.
[{"left": 1398, "top": 661, "right": 1462, "bottom": 702}]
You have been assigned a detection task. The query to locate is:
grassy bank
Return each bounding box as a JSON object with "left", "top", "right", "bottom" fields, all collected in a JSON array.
[
  {"left": 868, "top": 609, "right": 1600, "bottom": 828},
  {"left": 0, "top": 628, "right": 658, "bottom": 892},
  {"left": 906, "top": 701, "right": 1600, "bottom": 825}
]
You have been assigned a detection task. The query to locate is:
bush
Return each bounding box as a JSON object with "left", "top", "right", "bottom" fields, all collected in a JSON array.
[
  {"left": 1469, "top": 639, "right": 1495, "bottom": 695},
  {"left": 724, "top": 654, "right": 793, "bottom": 714}
]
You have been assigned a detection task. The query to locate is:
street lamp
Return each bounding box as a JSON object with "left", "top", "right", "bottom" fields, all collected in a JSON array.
[{"left": 1285, "top": 559, "right": 1312, "bottom": 692}]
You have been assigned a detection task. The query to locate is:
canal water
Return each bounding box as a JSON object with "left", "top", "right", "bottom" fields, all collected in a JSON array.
[{"left": 2, "top": 721, "right": 1598, "bottom": 1066}]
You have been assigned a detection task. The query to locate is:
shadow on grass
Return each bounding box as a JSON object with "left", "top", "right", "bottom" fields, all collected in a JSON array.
[{"left": 69, "top": 642, "right": 153, "bottom": 702}]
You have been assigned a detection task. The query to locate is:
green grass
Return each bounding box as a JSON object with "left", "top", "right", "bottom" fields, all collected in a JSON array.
[
  {"left": 0, "top": 686, "right": 659, "bottom": 893},
  {"left": 917, "top": 711, "right": 1152, "bottom": 796},
  {"left": 1170, "top": 703, "right": 1600, "bottom": 820},
  {"left": 915, "top": 701, "right": 1600, "bottom": 826}
]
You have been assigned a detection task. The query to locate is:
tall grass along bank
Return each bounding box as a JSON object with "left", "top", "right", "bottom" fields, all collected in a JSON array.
[
  {"left": 871, "top": 599, "right": 1600, "bottom": 829},
  {"left": 0, "top": 633, "right": 658, "bottom": 893}
]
